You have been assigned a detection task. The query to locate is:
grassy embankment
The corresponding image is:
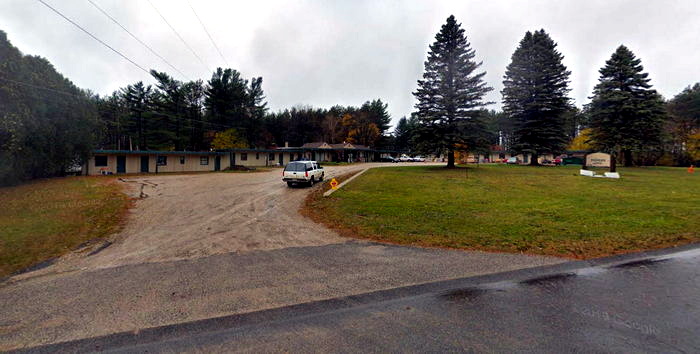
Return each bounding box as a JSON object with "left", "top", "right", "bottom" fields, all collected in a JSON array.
[
  {"left": 305, "top": 165, "right": 700, "bottom": 259},
  {"left": 0, "top": 177, "right": 129, "bottom": 277}
]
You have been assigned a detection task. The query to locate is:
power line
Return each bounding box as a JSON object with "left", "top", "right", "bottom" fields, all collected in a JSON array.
[
  {"left": 86, "top": 0, "right": 190, "bottom": 81},
  {"left": 0, "top": 75, "right": 86, "bottom": 98},
  {"left": 146, "top": 0, "right": 210, "bottom": 73},
  {"left": 186, "top": 0, "right": 229, "bottom": 68},
  {"left": 36, "top": 0, "right": 151, "bottom": 75},
  {"left": 0, "top": 75, "right": 236, "bottom": 130}
]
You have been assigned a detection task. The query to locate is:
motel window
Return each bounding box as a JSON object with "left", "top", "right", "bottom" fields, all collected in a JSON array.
[
  {"left": 200, "top": 156, "right": 209, "bottom": 165},
  {"left": 256, "top": 153, "right": 259, "bottom": 160},
  {"left": 241, "top": 153, "right": 248, "bottom": 161},
  {"left": 94, "top": 156, "right": 108, "bottom": 167},
  {"left": 157, "top": 156, "right": 167, "bottom": 166},
  {"left": 269, "top": 153, "right": 275, "bottom": 161},
  {"left": 180, "top": 156, "right": 185, "bottom": 164}
]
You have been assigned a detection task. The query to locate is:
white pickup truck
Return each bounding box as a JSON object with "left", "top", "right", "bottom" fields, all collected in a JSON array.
[{"left": 282, "top": 160, "right": 324, "bottom": 187}]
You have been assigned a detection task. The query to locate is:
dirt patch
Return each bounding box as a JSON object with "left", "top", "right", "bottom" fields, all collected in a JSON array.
[{"left": 14, "top": 165, "right": 394, "bottom": 277}]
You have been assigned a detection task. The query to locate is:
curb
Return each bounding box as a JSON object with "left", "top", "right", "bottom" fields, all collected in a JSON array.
[{"left": 323, "top": 168, "right": 368, "bottom": 197}]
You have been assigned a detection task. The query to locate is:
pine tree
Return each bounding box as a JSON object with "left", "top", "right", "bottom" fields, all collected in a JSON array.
[
  {"left": 393, "top": 116, "right": 417, "bottom": 153},
  {"left": 151, "top": 71, "right": 184, "bottom": 150},
  {"left": 121, "top": 82, "right": 152, "bottom": 150},
  {"left": 1, "top": 30, "right": 98, "bottom": 185},
  {"left": 667, "top": 83, "right": 700, "bottom": 165},
  {"left": 413, "top": 15, "right": 492, "bottom": 168},
  {"left": 588, "top": 45, "right": 666, "bottom": 169},
  {"left": 502, "top": 30, "right": 571, "bottom": 165}
]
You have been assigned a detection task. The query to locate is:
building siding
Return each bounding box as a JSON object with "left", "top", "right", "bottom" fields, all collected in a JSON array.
[{"left": 85, "top": 153, "right": 232, "bottom": 175}]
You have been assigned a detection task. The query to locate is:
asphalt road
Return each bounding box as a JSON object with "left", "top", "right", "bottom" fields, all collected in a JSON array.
[{"left": 19, "top": 243, "right": 700, "bottom": 353}]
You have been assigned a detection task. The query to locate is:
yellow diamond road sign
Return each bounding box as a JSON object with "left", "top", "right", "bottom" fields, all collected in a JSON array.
[{"left": 330, "top": 178, "right": 339, "bottom": 190}]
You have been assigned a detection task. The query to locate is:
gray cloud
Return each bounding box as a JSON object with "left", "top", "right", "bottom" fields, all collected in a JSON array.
[{"left": 2, "top": 0, "right": 699, "bottom": 129}]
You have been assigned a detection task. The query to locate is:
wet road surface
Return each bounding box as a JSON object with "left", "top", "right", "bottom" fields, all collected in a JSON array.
[{"left": 20, "top": 244, "right": 700, "bottom": 353}]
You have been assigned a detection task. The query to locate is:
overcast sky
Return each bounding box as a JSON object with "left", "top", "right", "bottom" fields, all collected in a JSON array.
[{"left": 2, "top": 0, "right": 699, "bottom": 129}]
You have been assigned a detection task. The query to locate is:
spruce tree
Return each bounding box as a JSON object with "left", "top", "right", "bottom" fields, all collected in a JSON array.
[
  {"left": 413, "top": 15, "right": 492, "bottom": 168},
  {"left": 502, "top": 30, "right": 571, "bottom": 165},
  {"left": 588, "top": 45, "right": 666, "bottom": 169}
]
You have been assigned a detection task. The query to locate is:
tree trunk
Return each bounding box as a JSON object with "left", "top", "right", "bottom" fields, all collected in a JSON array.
[
  {"left": 610, "top": 153, "right": 617, "bottom": 172},
  {"left": 529, "top": 153, "right": 540, "bottom": 166},
  {"left": 137, "top": 111, "right": 143, "bottom": 150},
  {"left": 623, "top": 149, "right": 633, "bottom": 167},
  {"left": 446, "top": 148, "right": 455, "bottom": 168}
]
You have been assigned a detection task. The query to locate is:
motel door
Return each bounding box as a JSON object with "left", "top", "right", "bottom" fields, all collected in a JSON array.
[
  {"left": 140, "top": 156, "right": 149, "bottom": 173},
  {"left": 215, "top": 156, "right": 221, "bottom": 171},
  {"left": 116, "top": 156, "right": 126, "bottom": 174}
]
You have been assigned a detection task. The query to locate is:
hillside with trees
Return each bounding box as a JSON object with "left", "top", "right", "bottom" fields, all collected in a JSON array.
[{"left": 0, "top": 30, "right": 99, "bottom": 185}]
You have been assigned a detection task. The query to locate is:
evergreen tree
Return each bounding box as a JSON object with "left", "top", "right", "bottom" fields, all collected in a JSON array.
[
  {"left": 121, "top": 82, "right": 152, "bottom": 150},
  {"left": 182, "top": 80, "right": 206, "bottom": 150},
  {"left": 204, "top": 68, "right": 248, "bottom": 129},
  {"left": 413, "top": 15, "right": 492, "bottom": 168},
  {"left": 0, "top": 30, "right": 98, "bottom": 185},
  {"left": 502, "top": 29, "right": 571, "bottom": 165},
  {"left": 393, "top": 116, "right": 414, "bottom": 152},
  {"left": 361, "top": 99, "right": 392, "bottom": 133},
  {"left": 245, "top": 77, "right": 268, "bottom": 147},
  {"left": 360, "top": 99, "right": 392, "bottom": 148},
  {"left": 588, "top": 45, "right": 666, "bottom": 169},
  {"left": 151, "top": 70, "right": 184, "bottom": 150},
  {"left": 666, "top": 83, "right": 700, "bottom": 165}
]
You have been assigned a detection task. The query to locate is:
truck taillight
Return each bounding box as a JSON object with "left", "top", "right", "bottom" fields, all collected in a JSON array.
[{"left": 305, "top": 171, "right": 308, "bottom": 177}]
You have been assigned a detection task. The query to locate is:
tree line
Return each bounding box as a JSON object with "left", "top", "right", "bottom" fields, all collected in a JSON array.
[
  {"left": 0, "top": 30, "right": 392, "bottom": 185},
  {"left": 1, "top": 30, "right": 99, "bottom": 185},
  {"left": 98, "top": 69, "right": 393, "bottom": 152},
  {"left": 3, "top": 17, "right": 700, "bottom": 185},
  {"left": 409, "top": 15, "right": 700, "bottom": 168}
]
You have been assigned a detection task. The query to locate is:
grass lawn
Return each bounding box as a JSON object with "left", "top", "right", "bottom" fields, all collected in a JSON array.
[
  {"left": 305, "top": 165, "right": 700, "bottom": 259},
  {"left": 0, "top": 177, "right": 130, "bottom": 278}
]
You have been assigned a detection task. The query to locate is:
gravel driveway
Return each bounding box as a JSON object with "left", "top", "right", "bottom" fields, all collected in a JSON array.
[{"left": 0, "top": 163, "right": 564, "bottom": 350}]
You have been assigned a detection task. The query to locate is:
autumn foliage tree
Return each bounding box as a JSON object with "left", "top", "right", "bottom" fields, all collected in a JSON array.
[
  {"left": 667, "top": 83, "right": 700, "bottom": 165},
  {"left": 211, "top": 128, "right": 248, "bottom": 149}
]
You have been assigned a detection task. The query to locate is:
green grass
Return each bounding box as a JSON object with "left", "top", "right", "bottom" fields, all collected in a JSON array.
[
  {"left": 0, "top": 177, "right": 130, "bottom": 277},
  {"left": 306, "top": 165, "right": 700, "bottom": 259}
]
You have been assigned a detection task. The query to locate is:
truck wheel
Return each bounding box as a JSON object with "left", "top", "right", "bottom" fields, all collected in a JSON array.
[
  {"left": 319, "top": 173, "right": 324, "bottom": 181},
  {"left": 308, "top": 177, "right": 315, "bottom": 187}
]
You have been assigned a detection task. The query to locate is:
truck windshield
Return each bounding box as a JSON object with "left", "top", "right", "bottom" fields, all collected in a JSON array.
[{"left": 284, "top": 163, "right": 307, "bottom": 172}]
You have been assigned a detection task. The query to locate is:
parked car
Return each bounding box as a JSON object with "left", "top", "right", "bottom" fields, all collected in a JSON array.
[
  {"left": 506, "top": 157, "right": 519, "bottom": 164},
  {"left": 398, "top": 154, "right": 412, "bottom": 162},
  {"left": 282, "top": 161, "right": 324, "bottom": 187},
  {"left": 413, "top": 155, "right": 425, "bottom": 162},
  {"left": 379, "top": 156, "right": 398, "bottom": 163},
  {"left": 65, "top": 163, "right": 83, "bottom": 176}
]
